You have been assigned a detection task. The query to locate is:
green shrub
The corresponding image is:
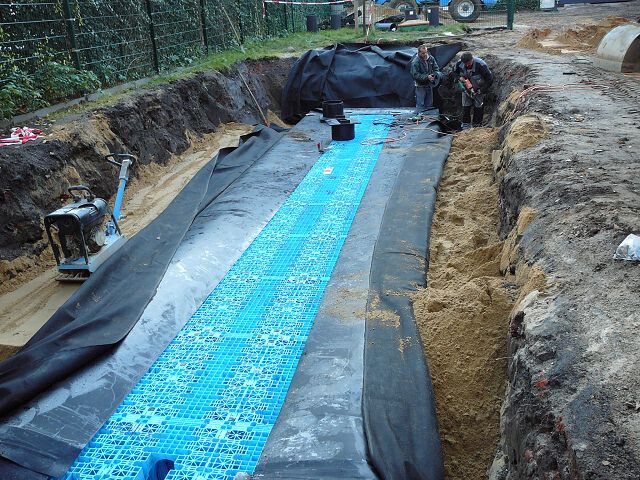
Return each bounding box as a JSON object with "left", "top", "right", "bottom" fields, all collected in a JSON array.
[
  {"left": 0, "top": 70, "right": 47, "bottom": 119},
  {"left": 33, "top": 61, "right": 101, "bottom": 104}
]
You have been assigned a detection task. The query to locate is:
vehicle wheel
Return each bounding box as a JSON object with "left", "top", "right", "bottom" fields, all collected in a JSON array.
[
  {"left": 449, "top": 0, "right": 481, "bottom": 22},
  {"left": 388, "top": 0, "right": 419, "bottom": 13}
]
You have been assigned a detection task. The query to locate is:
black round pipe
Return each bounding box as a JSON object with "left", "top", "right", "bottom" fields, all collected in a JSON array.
[{"left": 322, "top": 100, "right": 344, "bottom": 119}]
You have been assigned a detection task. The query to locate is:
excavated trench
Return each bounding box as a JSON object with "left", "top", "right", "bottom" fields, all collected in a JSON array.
[{"left": 0, "top": 53, "right": 545, "bottom": 478}]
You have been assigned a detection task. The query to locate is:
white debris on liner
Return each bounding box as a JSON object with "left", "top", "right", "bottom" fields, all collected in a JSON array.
[{"left": 613, "top": 234, "right": 640, "bottom": 261}]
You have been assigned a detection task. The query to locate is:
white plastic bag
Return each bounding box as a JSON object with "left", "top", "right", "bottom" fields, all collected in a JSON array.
[{"left": 613, "top": 234, "right": 640, "bottom": 261}]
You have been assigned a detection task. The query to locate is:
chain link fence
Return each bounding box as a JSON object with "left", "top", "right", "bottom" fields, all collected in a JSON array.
[
  {"left": 0, "top": 0, "right": 332, "bottom": 119},
  {"left": 0, "top": 0, "right": 527, "bottom": 119}
]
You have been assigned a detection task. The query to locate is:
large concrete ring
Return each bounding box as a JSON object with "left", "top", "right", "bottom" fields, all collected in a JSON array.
[{"left": 595, "top": 24, "right": 640, "bottom": 73}]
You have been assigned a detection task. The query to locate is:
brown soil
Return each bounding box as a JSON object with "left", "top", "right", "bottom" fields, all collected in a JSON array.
[
  {"left": 554, "top": 16, "right": 632, "bottom": 50},
  {"left": 517, "top": 16, "right": 633, "bottom": 54},
  {"left": 118, "top": 123, "right": 253, "bottom": 238},
  {"left": 0, "top": 57, "right": 294, "bottom": 359},
  {"left": 515, "top": 28, "right": 553, "bottom": 52},
  {"left": 414, "top": 127, "right": 512, "bottom": 480},
  {"left": 414, "top": 118, "right": 548, "bottom": 479}
]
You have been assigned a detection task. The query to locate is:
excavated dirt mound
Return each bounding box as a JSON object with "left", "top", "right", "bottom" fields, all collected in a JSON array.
[
  {"left": 517, "top": 16, "right": 634, "bottom": 54},
  {"left": 516, "top": 28, "right": 553, "bottom": 52},
  {"left": 555, "top": 16, "right": 632, "bottom": 50}
]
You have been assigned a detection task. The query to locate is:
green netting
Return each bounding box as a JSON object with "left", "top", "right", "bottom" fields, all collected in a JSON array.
[{"left": 0, "top": 0, "right": 332, "bottom": 119}]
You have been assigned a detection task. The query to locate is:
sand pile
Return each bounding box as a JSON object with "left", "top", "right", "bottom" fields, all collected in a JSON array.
[
  {"left": 413, "top": 127, "right": 514, "bottom": 480},
  {"left": 555, "top": 15, "right": 632, "bottom": 50},
  {"left": 494, "top": 114, "right": 549, "bottom": 178},
  {"left": 517, "top": 16, "right": 632, "bottom": 54},
  {"left": 516, "top": 28, "right": 553, "bottom": 52}
]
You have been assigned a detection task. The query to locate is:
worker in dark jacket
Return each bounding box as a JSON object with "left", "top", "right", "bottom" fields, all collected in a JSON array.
[
  {"left": 410, "top": 44, "right": 440, "bottom": 113},
  {"left": 453, "top": 51, "right": 493, "bottom": 129}
]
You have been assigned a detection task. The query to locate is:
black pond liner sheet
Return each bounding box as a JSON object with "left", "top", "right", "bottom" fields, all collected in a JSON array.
[
  {"left": 0, "top": 126, "right": 286, "bottom": 477},
  {"left": 281, "top": 43, "right": 462, "bottom": 122},
  {"left": 253, "top": 111, "right": 451, "bottom": 480},
  {"left": 363, "top": 126, "right": 451, "bottom": 480}
]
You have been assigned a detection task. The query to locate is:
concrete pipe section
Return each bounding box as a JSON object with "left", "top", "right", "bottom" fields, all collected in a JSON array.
[{"left": 595, "top": 24, "right": 640, "bottom": 73}]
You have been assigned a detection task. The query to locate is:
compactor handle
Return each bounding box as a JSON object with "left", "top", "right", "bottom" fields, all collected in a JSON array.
[
  {"left": 68, "top": 185, "right": 95, "bottom": 202},
  {"left": 105, "top": 153, "right": 137, "bottom": 168}
]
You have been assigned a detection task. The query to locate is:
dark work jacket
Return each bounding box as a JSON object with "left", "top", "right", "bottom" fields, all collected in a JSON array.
[
  {"left": 410, "top": 54, "right": 440, "bottom": 87},
  {"left": 454, "top": 57, "right": 493, "bottom": 92}
]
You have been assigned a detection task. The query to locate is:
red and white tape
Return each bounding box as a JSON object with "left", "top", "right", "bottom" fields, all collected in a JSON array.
[{"left": 0, "top": 126, "right": 42, "bottom": 147}]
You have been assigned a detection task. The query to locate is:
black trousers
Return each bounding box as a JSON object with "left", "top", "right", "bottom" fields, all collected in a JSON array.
[{"left": 462, "top": 105, "right": 484, "bottom": 126}]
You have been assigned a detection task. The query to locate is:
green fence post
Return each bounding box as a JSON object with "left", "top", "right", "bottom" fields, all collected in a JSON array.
[
  {"left": 239, "top": 1, "right": 245, "bottom": 43},
  {"left": 363, "top": 0, "right": 367, "bottom": 36},
  {"left": 507, "top": 0, "right": 515, "bottom": 30},
  {"left": 200, "top": 0, "right": 209, "bottom": 54},
  {"left": 144, "top": 0, "right": 160, "bottom": 72},
  {"left": 61, "top": 0, "right": 81, "bottom": 69},
  {"left": 291, "top": 5, "right": 295, "bottom": 32}
]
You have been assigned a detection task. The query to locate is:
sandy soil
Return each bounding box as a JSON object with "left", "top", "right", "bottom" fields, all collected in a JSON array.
[
  {"left": 413, "top": 127, "right": 511, "bottom": 480},
  {"left": 413, "top": 122, "right": 547, "bottom": 479},
  {"left": 0, "top": 123, "right": 252, "bottom": 360},
  {"left": 516, "top": 15, "right": 633, "bottom": 54}
]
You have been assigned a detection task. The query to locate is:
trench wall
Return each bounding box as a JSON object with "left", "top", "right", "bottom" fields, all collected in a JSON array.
[{"left": 0, "top": 58, "right": 294, "bottom": 274}]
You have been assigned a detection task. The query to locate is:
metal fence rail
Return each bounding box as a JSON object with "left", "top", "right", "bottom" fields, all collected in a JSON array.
[
  {"left": 0, "top": 0, "right": 333, "bottom": 119},
  {"left": 0, "top": 0, "right": 332, "bottom": 83},
  {"left": 0, "top": 0, "right": 525, "bottom": 119}
]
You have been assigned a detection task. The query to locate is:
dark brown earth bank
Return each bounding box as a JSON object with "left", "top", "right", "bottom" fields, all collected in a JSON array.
[
  {"left": 0, "top": 58, "right": 293, "bottom": 268},
  {"left": 473, "top": 7, "right": 640, "bottom": 479}
]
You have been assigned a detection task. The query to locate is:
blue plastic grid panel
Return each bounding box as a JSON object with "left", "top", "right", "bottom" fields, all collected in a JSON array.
[{"left": 61, "top": 114, "right": 392, "bottom": 480}]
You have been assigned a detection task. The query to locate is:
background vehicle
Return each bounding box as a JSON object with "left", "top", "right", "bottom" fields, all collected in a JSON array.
[{"left": 373, "top": 0, "right": 498, "bottom": 23}]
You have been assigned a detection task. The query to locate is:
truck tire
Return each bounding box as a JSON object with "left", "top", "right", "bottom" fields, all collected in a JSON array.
[
  {"left": 449, "top": 0, "right": 481, "bottom": 22},
  {"left": 388, "top": 0, "right": 419, "bottom": 13}
]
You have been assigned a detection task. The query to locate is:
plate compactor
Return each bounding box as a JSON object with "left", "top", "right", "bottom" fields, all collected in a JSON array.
[{"left": 45, "top": 153, "right": 135, "bottom": 282}]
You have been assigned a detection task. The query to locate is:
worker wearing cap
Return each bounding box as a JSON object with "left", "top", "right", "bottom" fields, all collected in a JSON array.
[
  {"left": 453, "top": 51, "right": 493, "bottom": 129},
  {"left": 410, "top": 44, "right": 440, "bottom": 114}
]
